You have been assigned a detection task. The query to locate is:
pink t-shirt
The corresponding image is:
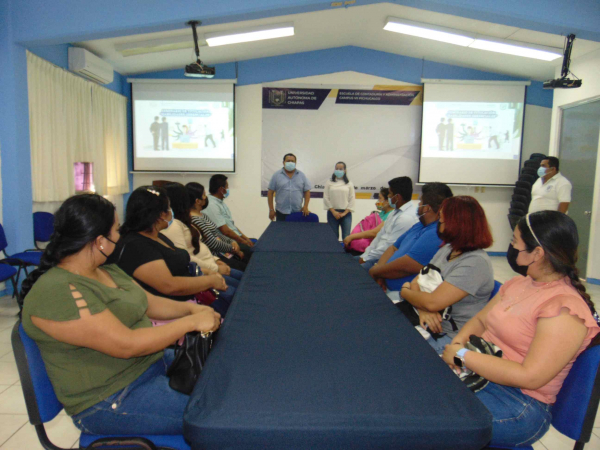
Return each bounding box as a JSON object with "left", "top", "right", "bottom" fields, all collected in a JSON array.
[{"left": 482, "top": 275, "right": 600, "bottom": 404}]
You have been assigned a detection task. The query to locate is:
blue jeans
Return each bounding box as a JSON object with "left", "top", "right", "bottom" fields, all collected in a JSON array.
[
  {"left": 354, "top": 255, "right": 377, "bottom": 271},
  {"left": 327, "top": 210, "right": 352, "bottom": 240},
  {"left": 426, "top": 334, "right": 453, "bottom": 355},
  {"left": 476, "top": 382, "right": 552, "bottom": 448},
  {"left": 72, "top": 350, "right": 188, "bottom": 435},
  {"left": 228, "top": 268, "right": 244, "bottom": 281}
]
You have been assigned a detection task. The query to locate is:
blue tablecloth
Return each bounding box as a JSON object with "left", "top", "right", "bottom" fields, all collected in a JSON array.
[
  {"left": 183, "top": 250, "right": 492, "bottom": 449},
  {"left": 252, "top": 222, "right": 344, "bottom": 253}
]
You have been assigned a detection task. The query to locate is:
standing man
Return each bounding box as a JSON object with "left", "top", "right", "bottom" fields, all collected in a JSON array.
[
  {"left": 203, "top": 174, "right": 255, "bottom": 250},
  {"left": 357, "top": 177, "right": 418, "bottom": 271},
  {"left": 529, "top": 157, "right": 572, "bottom": 214},
  {"left": 436, "top": 118, "right": 447, "bottom": 151},
  {"left": 150, "top": 116, "right": 160, "bottom": 151},
  {"left": 160, "top": 117, "right": 169, "bottom": 151},
  {"left": 446, "top": 118, "right": 454, "bottom": 151},
  {"left": 267, "top": 153, "right": 312, "bottom": 221}
]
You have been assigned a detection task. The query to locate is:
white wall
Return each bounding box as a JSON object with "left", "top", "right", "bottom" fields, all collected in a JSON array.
[
  {"left": 548, "top": 50, "right": 600, "bottom": 279},
  {"left": 133, "top": 71, "right": 552, "bottom": 253}
]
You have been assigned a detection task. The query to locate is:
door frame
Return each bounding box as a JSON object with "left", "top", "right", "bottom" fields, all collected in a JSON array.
[{"left": 557, "top": 96, "right": 600, "bottom": 281}]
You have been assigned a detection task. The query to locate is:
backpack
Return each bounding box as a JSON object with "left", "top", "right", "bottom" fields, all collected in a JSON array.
[{"left": 348, "top": 212, "right": 383, "bottom": 253}]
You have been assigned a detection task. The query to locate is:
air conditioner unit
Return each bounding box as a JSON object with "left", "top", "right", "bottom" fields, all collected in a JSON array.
[{"left": 68, "top": 47, "right": 114, "bottom": 85}]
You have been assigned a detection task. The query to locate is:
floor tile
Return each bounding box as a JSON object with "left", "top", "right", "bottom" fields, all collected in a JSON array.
[
  {"left": 540, "top": 425, "right": 600, "bottom": 450},
  {"left": 0, "top": 316, "right": 17, "bottom": 332},
  {"left": 0, "top": 362, "right": 19, "bottom": 386},
  {"left": 0, "top": 352, "right": 15, "bottom": 363},
  {"left": 0, "top": 414, "right": 80, "bottom": 450},
  {"left": 0, "top": 386, "right": 27, "bottom": 415},
  {"left": 532, "top": 440, "right": 548, "bottom": 449},
  {"left": 0, "top": 414, "right": 28, "bottom": 447},
  {"left": 0, "top": 345, "right": 12, "bottom": 360}
]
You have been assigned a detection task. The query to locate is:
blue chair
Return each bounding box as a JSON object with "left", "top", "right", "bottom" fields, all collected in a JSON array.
[
  {"left": 0, "top": 262, "right": 20, "bottom": 306},
  {"left": 11, "top": 322, "right": 191, "bottom": 450},
  {"left": 285, "top": 212, "right": 319, "bottom": 223},
  {"left": 490, "top": 280, "right": 502, "bottom": 301},
  {"left": 491, "top": 344, "right": 600, "bottom": 450},
  {"left": 33, "top": 212, "right": 54, "bottom": 250}
]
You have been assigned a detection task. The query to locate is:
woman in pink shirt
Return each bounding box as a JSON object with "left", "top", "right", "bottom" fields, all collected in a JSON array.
[{"left": 442, "top": 211, "right": 600, "bottom": 448}]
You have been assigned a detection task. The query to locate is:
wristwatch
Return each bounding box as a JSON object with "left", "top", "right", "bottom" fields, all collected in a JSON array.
[{"left": 454, "top": 348, "right": 470, "bottom": 368}]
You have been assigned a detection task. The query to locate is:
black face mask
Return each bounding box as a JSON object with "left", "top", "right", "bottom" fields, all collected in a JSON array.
[
  {"left": 204, "top": 197, "right": 209, "bottom": 209},
  {"left": 506, "top": 244, "right": 531, "bottom": 277},
  {"left": 436, "top": 221, "right": 445, "bottom": 240}
]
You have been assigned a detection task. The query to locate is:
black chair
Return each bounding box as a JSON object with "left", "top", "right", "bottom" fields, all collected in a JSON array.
[
  {"left": 518, "top": 174, "right": 536, "bottom": 185},
  {"left": 523, "top": 160, "right": 540, "bottom": 169},
  {"left": 529, "top": 153, "right": 547, "bottom": 161},
  {"left": 520, "top": 167, "right": 538, "bottom": 177},
  {"left": 513, "top": 188, "right": 531, "bottom": 201},
  {"left": 509, "top": 208, "right": 527, "bottom": 217},
  {"left": 511, "top": 194, "right": 530, "bottom": 206},
  {"left": 515, "top": 180, "right": 532, "bottom": 191},
  {"left": 508, "top": 214, "right": 522, "bottom": 230},
  {"left": 510, "top": 201, "right": 528, "bottom": 212}
]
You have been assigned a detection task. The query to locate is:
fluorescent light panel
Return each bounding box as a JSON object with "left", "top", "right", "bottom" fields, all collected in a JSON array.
[
  {"left": 384, "top": 17, "right": 563, "bottom": 61},
  {"left": 205, "top": 23, "right": 294, "bottom": 47},
  {"left": 384, "top": 18, "right": 474, "bottom": 46}
]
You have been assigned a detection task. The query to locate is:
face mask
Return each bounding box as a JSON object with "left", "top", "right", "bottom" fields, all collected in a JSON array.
[
  {"left": 162, "top": 208, "right": 174, "bottom": 228},
  {"left": 537, "top": 167, "right": 547, "bottom": 177},
  {"left": 506, "top": 244, "right": 532, "bottom": 277},
  {"left": 416, "top": 205, "right": 428, "bottom": 221},
  {"left": 203, "top": 197, "right": 209, "bottom": 209},
  {"left": 375, "top": 202, "right": 384, "bottom": 211},
  {"left": 436, "top": 221, "right": 445, "bottom": 240},
  {"left": 285, "top": 162, "right": 296, "bottom": 171},
  {"left": 98, "top": 236, "right": 117, "bottom": 259},
  {"left": 334, "top": 170, "right": 345, "bottom": 179},
  {"left": 223, "top": 188, "right": 230, "bottom": 199},
  {"left": 388, "top": 194, "right": 396, "bottom": 208}
]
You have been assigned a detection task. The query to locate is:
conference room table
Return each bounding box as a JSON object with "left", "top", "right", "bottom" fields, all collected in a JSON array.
[{"left": 183, "top": 222, "right": 492, "bottom": 449}]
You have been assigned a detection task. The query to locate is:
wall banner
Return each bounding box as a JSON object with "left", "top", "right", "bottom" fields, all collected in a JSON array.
[{"left": 261, "top": 84, "right": 423, "bottom": 198}]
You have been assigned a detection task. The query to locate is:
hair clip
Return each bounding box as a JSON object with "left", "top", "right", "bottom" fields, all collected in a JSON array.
[{"left": 146, "top": 189, "right": 160, "bottom": 197}]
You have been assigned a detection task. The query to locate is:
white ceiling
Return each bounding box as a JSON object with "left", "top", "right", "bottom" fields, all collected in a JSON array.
[{"left": 76, "top": 3, "right": 600, "bottom": 80}]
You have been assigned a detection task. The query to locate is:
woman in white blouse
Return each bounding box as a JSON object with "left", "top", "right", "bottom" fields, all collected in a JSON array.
[{"left": 323, "top": 162, "right": 356, "bottom": 240}]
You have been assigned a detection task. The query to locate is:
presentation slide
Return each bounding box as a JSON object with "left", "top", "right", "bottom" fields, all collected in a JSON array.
[
  {"left": 132, "top": 82, "right": 235, "bottom": 172},
  {"left": 419, "top": 82, "right": 526, "bottom": 186}
]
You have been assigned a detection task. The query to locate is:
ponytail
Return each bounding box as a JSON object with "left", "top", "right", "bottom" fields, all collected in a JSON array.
[{"left": 565, "top": 266, "right": 600, "bottom": 347}]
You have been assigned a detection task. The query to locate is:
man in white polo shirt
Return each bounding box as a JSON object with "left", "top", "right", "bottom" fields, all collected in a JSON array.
[{"left": 528, "top": 157, "right": 572, "bottom": 214}]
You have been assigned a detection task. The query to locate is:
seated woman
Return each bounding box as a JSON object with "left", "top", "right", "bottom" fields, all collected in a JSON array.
[
  {"left": 442, "top": 211, "right": 600, "bottom": 448},
  {"left": 186, "top": 182, "right": 250, "bottom": 272},
  {"left": 401, "top": 196, "right": 494, "bottom": 354},
  {"left": 21, "top": 194, "right": 221, "bottom": 436},
  {"left": 162, "top": 182, "right": 243, "bottom": 284},
  {"left": 108, "top": 186, "right": 233, "bottom": 316},
  {"left": 343, "top": 187, "right": 394, "bottom": 255}
]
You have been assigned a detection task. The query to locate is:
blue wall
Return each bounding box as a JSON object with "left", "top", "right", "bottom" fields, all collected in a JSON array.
[{"left": 131, "top": 46, "right": 552, "bottom": 108}]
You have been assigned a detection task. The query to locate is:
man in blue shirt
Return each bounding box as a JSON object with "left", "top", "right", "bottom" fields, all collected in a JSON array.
[
  {"left": 368, "top": 183, "right": 453, "bottom": 296},
  {"left": 267, "top": 153, "right": 312, "bottom": 221}
]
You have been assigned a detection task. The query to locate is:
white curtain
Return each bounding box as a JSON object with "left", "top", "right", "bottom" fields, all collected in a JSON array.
[{"left": 27, "top": 51, "right": 129, "bottom": 202}]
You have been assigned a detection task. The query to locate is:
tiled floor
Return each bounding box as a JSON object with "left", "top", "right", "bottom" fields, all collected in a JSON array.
[{"left": 0, "top": 257, "right": 599, "bottom": 449}]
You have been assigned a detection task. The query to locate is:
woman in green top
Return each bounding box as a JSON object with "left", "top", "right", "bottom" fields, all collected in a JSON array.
[{"left": 21, "top": 194, "right": 221, "bottom": 436}]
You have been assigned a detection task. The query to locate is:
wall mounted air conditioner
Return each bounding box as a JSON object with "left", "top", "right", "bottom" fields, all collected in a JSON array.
[{"left": 68, "top": 47, "right": 114, "bottom": 85}]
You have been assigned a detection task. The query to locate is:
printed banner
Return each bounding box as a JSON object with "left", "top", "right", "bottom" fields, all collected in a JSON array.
[{"left": 261, "top": 84, "right": 423, "bottom": 197}]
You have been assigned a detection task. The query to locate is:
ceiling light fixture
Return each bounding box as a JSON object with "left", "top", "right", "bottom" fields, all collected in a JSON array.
[
  {"left": 384, "top": 17, "right": 563, "bottom": 61},
  {"left": 384, "top": 18, "right": 474, "bottom": 47},
  {"left": 205, "top": 22, "right": 294, "bottom": 47}
]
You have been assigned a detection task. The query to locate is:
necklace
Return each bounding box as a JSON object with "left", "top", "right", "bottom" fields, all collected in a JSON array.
[{"left": 503, "top": 281, "right": 552, "bottom": 312}]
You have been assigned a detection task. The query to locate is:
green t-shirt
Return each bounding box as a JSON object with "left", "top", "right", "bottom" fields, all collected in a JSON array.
[
  {"left": 379, "top": 209, "right": 393, "bottom": 221},
  {"left": 22, "top": 264, "right": 163, "bottom": 416}
]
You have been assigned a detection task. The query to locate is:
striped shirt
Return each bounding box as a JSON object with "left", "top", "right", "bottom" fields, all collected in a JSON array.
[{"left": 191, "top": 214, "right": 235, "bottom": 255}]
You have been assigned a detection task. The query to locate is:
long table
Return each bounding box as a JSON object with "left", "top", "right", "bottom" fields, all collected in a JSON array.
[
  {"left": 251, "top": 222, "right": 344, "bottom": 253},
  {"left": 184, "top": 224, "right": 492, "bottom": 449}
]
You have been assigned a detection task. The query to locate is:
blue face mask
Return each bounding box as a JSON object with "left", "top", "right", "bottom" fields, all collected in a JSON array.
[
  {"left": 223, "top": 188, "right": 230, "bottom": 199},
  {"left": 388, "top": 194, "right": 396, "bottom": 208},
  {"left": 285, "top": 162, "right": 296, "bottom": 171},
  {"left": 164, "top": 208, "right": 174, "bottom": 227},
  {"left": 537, "top": 167, "right": 547, "bottom": 177},
  {"left": 334, "top": 170, "right": 345, "bottom": 179}
]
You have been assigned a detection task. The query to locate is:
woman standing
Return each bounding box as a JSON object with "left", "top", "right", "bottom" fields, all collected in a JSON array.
[
  {"left": 442, "top": 211, "right": 600, "bottom": 448},
  {"left": 323, "top": 162, "right": 355, "bottom": 240}
]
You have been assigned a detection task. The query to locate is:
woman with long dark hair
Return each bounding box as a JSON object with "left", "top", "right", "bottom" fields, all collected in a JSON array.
[
  {"left": 20, "top": 194, "right": 220, "bottom": 435},
  {"left": 186, "top": 182, "right": 250, "bottom": 272},
  {"left": 401, "top": 196, "right": 494, "bottom": 354},
  {"left": 442, "top": 211, "right": 600, "bottom": 448},
  {"left": 323, "top": 161, "right": 355, "bottom": 240},
  {"left": 108, "top": 186, "right": 232, "bottom": 316}
]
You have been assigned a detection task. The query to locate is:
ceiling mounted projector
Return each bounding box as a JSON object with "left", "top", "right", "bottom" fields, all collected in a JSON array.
[
  {"left": 543, "top": 34, "right": 582, "bottom": 89},
  {"left": 185, "top": 20, "right": 215, "bottom": 79}
]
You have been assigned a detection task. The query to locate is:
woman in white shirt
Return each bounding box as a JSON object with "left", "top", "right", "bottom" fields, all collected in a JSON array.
[{"left": 323, "top": 162, "right": 355, "bottom": 240}]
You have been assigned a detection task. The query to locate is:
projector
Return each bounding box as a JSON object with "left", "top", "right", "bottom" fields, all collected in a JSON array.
[
  {"left": 543, "top": 78, "right": 582, "bottom": 89},
  {"left": 185, "top": 59, "right": 215, "bottom": 78}
]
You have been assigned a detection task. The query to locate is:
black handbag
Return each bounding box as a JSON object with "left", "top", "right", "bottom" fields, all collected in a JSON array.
[{"left": 166, "top": 331, "right": 215, "bottom": 395}]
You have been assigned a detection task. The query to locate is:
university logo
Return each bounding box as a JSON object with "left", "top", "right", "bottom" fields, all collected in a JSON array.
[{"left": 269, "top": 89, "right": 287, "bottom": 106}]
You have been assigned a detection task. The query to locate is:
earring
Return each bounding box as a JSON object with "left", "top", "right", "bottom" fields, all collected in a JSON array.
[{"left": 100, "top": 246, "right": 104, "bottom": 250}]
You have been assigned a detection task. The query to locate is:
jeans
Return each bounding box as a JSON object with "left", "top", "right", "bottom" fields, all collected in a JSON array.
[
  {"left": 425, "top": 334, "right": 452, "bottom": 355},
  {"left": 327, "top": 210, "right": 352, "bottom": 240},
  {"left": 72, "top": 350, "right": 188, "bottom": 435},
  {"left": 476, "top": 382, "right": 552, "bottom": 448},
  {"left": 228, "top": 268, "right": 244, "bottom": 281},
  {"left": 354, "top": 255, "right": 377, "bottom": 271}
]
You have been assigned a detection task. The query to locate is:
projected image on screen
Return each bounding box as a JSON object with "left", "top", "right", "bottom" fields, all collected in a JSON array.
[
  {"left": 135, "top": 101, "right": 233, "bottom": 158},
  {"left": 422, "top": 102, "right": 523, "bottom": 160},
  {"left": 132, "top": 82, "right": 235, "bottom": 172},
  {"left": 419, "top": 82, "right": 526, "bottom": 186}
]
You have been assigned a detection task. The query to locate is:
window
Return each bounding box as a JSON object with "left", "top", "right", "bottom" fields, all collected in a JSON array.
[{"left": 74, "top": 162, "right": 95, "bottom": 193}]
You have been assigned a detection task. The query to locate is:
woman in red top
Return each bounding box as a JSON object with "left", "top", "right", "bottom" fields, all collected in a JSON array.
[{"left": 442, "top": 211, "right": 600, "bottom": 448}]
